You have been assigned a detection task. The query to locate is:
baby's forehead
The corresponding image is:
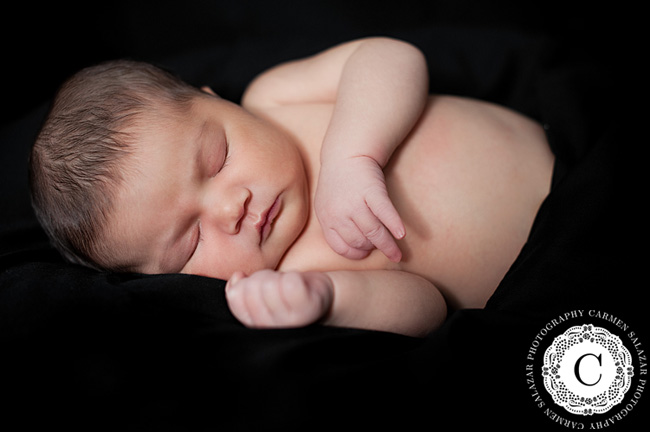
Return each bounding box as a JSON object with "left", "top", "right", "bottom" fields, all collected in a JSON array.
[
  {"left": 134, "top": 99, "right": 189, "bottom": 130},
  {"left": 124, "top": 104, "right": 192, "bottom": 153},
  {"left": 118, "top": 94, "right": 224, "bottom": 182},
  {"left": 114, "top": 101, "right": 204, "bottom": 197}
]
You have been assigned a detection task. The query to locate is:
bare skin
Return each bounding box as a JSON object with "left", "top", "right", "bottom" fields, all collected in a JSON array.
[{"left": 105, "top": 38, "right": 554, "bottom": 337}]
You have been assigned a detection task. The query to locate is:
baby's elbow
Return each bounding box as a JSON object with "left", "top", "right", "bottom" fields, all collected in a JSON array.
[
  {"left": 418, "top": 284, "right": 448, "bottom": 337},
  {"left": 366, "top": 37, "right": 428, "bottom": 91},
  {"left": 400, "top": 280, "right": 447, "bottom": 338},
  {"left": 364, "top": 37, "right": 426, "bottom": 62}
]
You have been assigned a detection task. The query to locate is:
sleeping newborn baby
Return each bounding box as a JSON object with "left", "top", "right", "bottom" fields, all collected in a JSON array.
[{"left": 29, "top": 38, "right": 554, "bottom": 337}]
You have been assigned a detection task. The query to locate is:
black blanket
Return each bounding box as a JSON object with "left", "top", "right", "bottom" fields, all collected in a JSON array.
[{"left": 1, "top": 2, "right": 645, "bottom": 430}]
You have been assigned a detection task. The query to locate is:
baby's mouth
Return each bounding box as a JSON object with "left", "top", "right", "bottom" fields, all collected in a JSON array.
[{"left": 257, "top": 196, "right": 281, "bottom": 245}]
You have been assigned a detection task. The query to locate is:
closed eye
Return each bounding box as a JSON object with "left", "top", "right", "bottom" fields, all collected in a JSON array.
[{"left": 214, "top": 139, "right": 230, "bottom": 177}]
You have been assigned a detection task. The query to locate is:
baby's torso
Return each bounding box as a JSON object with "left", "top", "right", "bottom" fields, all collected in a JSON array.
[{"left": 258, "top": 96, "right": 554, "bottom": 309}]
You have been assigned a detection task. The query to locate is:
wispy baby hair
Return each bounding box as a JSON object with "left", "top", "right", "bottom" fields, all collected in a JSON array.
[{"left": 29, "top": 59, "right": 202, "bottom": 269}]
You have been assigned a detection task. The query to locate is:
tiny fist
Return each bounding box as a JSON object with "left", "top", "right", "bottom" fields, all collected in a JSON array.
[{"left": 226, "top": 271, "right": 246, "bottom": 291}]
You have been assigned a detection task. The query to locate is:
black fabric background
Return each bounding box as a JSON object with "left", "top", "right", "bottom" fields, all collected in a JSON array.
[{"left": 1, "top": 1, "right": 645, "bottom": 430}]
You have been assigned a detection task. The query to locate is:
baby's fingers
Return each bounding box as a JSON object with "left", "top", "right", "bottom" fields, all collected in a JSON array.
[
  {"left": 226, "top": 270, "right": 282, "bottom": 327},
  {"left": 362, "top": 190, "right": 404, "bottom": 262},
  {"left": 224, "top": 270, "right": 333, "bottom": 329},
  {"left": 365, "top": 189, "right": 406, "bottom": 241},
  {"left": 357, "top": 217, "right": 402, "bottom": 263},
  {"left": 322, "top": 227, "right": 373, "bottom": 260},
  {"left": 226, "top": 271, "right": 246, "bottom": 289}
]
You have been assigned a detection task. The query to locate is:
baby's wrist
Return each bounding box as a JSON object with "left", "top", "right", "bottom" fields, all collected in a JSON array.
[{"left": 320, "top": 125, "right": 394, "bottom": 168}]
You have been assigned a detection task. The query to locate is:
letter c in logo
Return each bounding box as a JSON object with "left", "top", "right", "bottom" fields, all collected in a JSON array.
[{"left": 574, "top": 353, "right": 602, "bottom": 386}]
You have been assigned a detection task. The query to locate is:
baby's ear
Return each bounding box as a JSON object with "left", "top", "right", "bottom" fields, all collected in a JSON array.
[{"left": 200, "top": 86, "right": 219, "bottom": 97}]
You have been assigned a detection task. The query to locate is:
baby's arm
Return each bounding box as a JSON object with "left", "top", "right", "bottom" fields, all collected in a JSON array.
[
  {"left": 226, "top": 269, "right": 446, "bottom": 338},
  {"left": 315, "top": 39, "right": 429, "bottom": 262},
  {"left": 243, "top": 38, "right": 429, "bottom": 262}
]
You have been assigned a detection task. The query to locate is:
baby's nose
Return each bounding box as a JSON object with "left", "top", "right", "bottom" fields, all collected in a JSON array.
[{"left": 213, "top": 188, "right": 251, "bottom": 235}]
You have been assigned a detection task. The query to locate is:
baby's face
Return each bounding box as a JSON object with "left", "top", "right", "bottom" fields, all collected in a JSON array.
[{"left": 104, "top": 95, "right": 309, "bottom": 279}]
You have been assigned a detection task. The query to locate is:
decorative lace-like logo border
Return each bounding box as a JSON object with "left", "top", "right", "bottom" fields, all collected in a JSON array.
[
  {"left": 542, "top": 324, "right": 633, "bottom": 416},
  {"left": 525, "top": 310, "right": 646, "bottom": 429}
]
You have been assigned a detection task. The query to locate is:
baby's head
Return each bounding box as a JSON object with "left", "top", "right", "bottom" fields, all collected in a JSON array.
[
  {"left": 30, "top": 60, "right": 310, "bottom": 278},
  {"left": 29, "top": 60, "right": 204, "bottom": 269}
]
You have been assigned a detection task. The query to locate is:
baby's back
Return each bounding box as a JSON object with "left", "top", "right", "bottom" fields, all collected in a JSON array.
[{"left": 268, "top": 95, "right": 554, "bottom": 310}]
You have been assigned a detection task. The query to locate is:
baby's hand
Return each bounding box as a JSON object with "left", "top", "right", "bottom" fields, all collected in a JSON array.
[
  {"left": 225, "top": 270, "right": 334, "bottom": 329},
  {"left": 315, "top": 156, "right": 405, "bottom": 262}
]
